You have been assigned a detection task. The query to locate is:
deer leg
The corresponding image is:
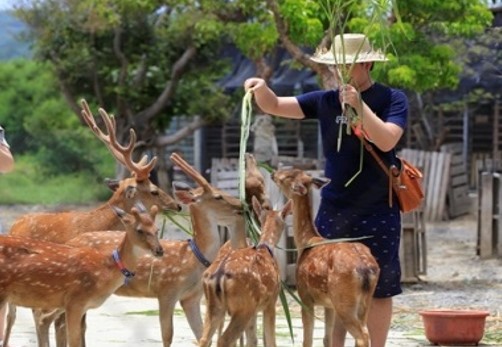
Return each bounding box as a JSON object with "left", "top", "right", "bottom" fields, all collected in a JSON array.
[
  {"left": 301, "top": 305, "right": 315, "bottom": 347},
  {"left": 3, "top": 303, "right": 16, "bottom": 347},
  {"left": 179, "top": 290, "right": 204, "bottom": 341},
  {"left": 199, "top": 296, "right": 226, "bottom": 347},
  {"left": 54, "top": 312, "right": 67, "bottom": 347},
  {"left": 80, "top": 313, "right": 87, "bottom": 347},
  {"left": 323, "top": 308, "right": 335, "bottom": 347},
  {"left": 158, "top": 296, "right": 177, "bottom": 347},
  {"left": 217, "top": 312, "right": 253, "bottom": 347},
  {"left": 334, "top": 303, "right": 370, "bottom": 347},
  {"left": 262, "top": 303, "right": 276, "bottom": 347},
  {"left": 34, "top": 308, "right": 63, "bottom": 347},
  {"left": 244, "top": 314, "right": 257, "bottom": 347},
  {"left": 65, "top": 306, "right": 85, "bottom": 347}
]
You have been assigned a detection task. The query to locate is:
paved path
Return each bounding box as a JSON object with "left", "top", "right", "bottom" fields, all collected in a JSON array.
[{"left": 7, "top": 295, "right": 428, "bottom": 347}]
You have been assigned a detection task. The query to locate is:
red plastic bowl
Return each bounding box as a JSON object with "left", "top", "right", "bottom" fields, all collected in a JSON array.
[{"left": 419, "top": 309, "right": 490, "bottom": 346}]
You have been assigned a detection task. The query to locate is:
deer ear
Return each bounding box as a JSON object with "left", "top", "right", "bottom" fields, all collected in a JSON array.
[
  {"left": 251, "top": 195, "right": 262, "bottom": 218},
  {"left": 105, "top": 178, "right": 120, "bottom": 191},
  {"left": 111, "top": 206, "right": 126, "bottom": 218},
  {"left": 280, "top": 199, "right": 293, "bottom": 219},
  {"left": 112, "top": 206, "right": 135, "bottom": 225},
  {"left": 150, "top": 205, "right": 159, "bottom": 218},
  {"left": 312, "top": 177, "right": 330, "bottom": 190},
  {"left": 134, "top": 201, "right": 147, "bottom": 213}
]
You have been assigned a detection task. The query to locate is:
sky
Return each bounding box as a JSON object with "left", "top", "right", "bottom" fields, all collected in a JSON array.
[{"left": 0, "top": 0, "right": 14, "bottom": 10}]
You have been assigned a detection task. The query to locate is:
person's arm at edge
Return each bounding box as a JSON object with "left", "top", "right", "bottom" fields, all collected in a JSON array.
[
  {"left": 244, "top": 78, "right": 305, "bottom": 120},
  {"left": 0, "top": 144, "right": 14, "bottom": 173}
]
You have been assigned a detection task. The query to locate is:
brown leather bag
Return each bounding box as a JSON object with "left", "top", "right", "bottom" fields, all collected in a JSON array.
[
  {"left": 358, "top": 135, "right": 424, "bottom": 213},
  {"left": 391, "top": 158, "right": 424, "bottom": 212}
]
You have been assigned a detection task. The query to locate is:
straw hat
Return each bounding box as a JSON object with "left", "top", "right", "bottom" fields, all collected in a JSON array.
[{"left": 310, "top": 33, "right": 388, "bottom": 65}]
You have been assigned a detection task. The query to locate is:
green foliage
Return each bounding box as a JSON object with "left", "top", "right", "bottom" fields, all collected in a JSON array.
[
  {"left": 13, "top": 0, "right": 235, "bottom": 147},
  {"left": 313, "top": 0, "right": 493, "bottom": 91},
  {"left": 229, "top": 22, "right": 279, "bottom": 59},
  {"left": 279, "top": 0, "right": 324, "bottom": 45},
  {"left": 0, "top": 59, "right": 113, "bottom": 175},
  {"left": 0, "top": 154, "right": 113, "bottom": 204}
]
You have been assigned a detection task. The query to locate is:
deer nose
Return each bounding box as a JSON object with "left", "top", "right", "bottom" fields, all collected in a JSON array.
[{"left": 154, "top": 246, "right": 164, "bottom": 257}]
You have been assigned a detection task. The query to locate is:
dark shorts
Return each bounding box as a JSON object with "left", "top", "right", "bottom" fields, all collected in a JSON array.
[{"left": 315, "top": 200, "right": 402, "bottom": 298}]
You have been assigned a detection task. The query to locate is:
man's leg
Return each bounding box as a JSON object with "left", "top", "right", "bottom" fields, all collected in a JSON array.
[{"left": 367, "top": 297, "right": 393, "bottom": 347}]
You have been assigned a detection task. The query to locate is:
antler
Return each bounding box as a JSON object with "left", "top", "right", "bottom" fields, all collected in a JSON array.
[
  {"left": 170, "top": 152, "right": 212, "bottom": 190},
  {"left": 80, "top": 99, "right": 157, "bottom": 181}
]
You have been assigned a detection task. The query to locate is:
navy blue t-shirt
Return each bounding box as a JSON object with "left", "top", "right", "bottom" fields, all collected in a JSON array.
[{"left": 297, "top": 83, "right": 408, "bottom": 213}]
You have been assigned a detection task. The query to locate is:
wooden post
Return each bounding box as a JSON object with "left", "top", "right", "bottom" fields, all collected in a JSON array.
[
  {"left": 400, "top": 212, "right": 419, "bottom": 283},
  {"left": 495, "top": 174, "right": 502, "bottom": 256},
  {"left": 478, "top": 172, "right": 494, "bottom": 258},
  {"left": 493, "top": 100, "right": 500, "bottom": 161}
]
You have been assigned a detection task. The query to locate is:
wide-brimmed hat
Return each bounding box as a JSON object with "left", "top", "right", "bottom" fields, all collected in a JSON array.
[{"left": 310, "top": 33, "right": 388, "bottom": 65}]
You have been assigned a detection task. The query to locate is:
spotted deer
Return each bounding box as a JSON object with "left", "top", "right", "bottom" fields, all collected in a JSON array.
[
  {"left": 37, "top": 152, "right": 248, "bottom": 347},
  {"left": 2, "top": 100, "right": 181, "bottom": 347},
  {"left": 271, "top": 169, "right": 380, "bottom": 347},
  {"left": 0, "top": 203, "right": 163, "bottom": 347},
  {"left": 199, "top": 196, "right": 292, "bottom": 347},
  {"left": 204, "top": 152, "right": 271, "bottom": 347},
  {"left": 32, "top": 153, "right": 268, "bottom": 347}
]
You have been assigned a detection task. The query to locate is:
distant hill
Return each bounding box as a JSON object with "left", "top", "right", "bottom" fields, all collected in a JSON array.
[{"left": 0, "top": 10, "right": 31, "bottom": 60}]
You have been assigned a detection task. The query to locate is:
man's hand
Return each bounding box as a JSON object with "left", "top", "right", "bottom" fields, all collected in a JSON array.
[
  {"left": 244, "top": 78, "right": 266, "bottom": 92},
  {"left": 339, "top": 84, "right": 362, "bottom": 110}
]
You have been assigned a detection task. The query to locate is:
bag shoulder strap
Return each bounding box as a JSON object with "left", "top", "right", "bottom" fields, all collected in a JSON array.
[{"left": 354, "top": 130, "right": 398, "bottom": 207}]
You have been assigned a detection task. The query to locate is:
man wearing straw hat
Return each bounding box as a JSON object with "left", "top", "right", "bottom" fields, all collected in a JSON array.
[{"left": 244, "top": 33, "right": 408, "bottom": 347}]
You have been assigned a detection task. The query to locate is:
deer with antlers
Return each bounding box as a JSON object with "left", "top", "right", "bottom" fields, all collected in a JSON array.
[
  {"left": 199, "top": 196, "right": 292, "bottom": 347},
  {"left": 271, "top": 169, "right": 380, "bottom": 347},
  {"left": 32, "top": 152, "right": 250, "bottom": 347},
  {"left": 8, "top": 99, "right": 181, "bottom": 244},
  {"left": 2, "top": 99, "right": 181, "bottom": 347},
  {"left": 0, "top": 202, "right": 163, "bottom": 347}
]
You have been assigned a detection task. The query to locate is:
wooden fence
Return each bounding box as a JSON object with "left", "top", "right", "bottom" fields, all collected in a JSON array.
[
  {"left": 400, "top": 145, "right": 472, "bottom": 222},
  {"left": 477, "top": 159, "right": 502, "bottom": 258}
]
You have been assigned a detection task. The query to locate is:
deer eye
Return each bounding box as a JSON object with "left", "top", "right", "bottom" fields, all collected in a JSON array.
[
  {"left": 151, "top": 190, "right": 159, "bottom": 196},
  {"left": 137, "top": 229, "right": 144, "bottom": 235}
]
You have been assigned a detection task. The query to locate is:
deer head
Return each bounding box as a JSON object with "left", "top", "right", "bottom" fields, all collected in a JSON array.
[
  {"left": 245, "top": 153, "right": 271, "bottom": 210},
  {"left": 81, "top": 99, "right": 181, "bottom": 213},
  {"left": 170, "top": 152, "right": 243, "bottom": 225},
  {"left": 113, "top": 202, "right": 164, "bottom": 258}
]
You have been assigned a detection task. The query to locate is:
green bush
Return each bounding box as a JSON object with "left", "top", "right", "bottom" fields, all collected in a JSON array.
[{"left": 0, "top": 154, "right": 114, "bottom": 205}]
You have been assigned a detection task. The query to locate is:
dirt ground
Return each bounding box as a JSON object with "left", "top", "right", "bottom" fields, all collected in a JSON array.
[
  {"left": 393, "top": 211, "right": 502, "bottom": 345},
  {"left": 1, "top": 202, "right": 501, "bottom": 345}
]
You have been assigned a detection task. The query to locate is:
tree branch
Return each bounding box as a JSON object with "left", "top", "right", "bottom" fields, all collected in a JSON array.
[
  {"left": 113, "top": 25, "right": 130, "bottom": 119},
  {"left": 265, "top": 0, "right": 335, "bottom": 88},
  {"left": 154, "top": 117, "right": 207, "bottom": 147},
  {"left": 136, "top": 45, "right": 198, "bottom": 125}
]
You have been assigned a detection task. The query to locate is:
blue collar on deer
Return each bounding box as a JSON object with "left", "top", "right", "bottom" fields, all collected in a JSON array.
[
  {"left": 112, "top": 249, "right": 135, "bottom": 285},
  {"left": 188, "top": 239, "right": 211, "bottom": 268}
]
